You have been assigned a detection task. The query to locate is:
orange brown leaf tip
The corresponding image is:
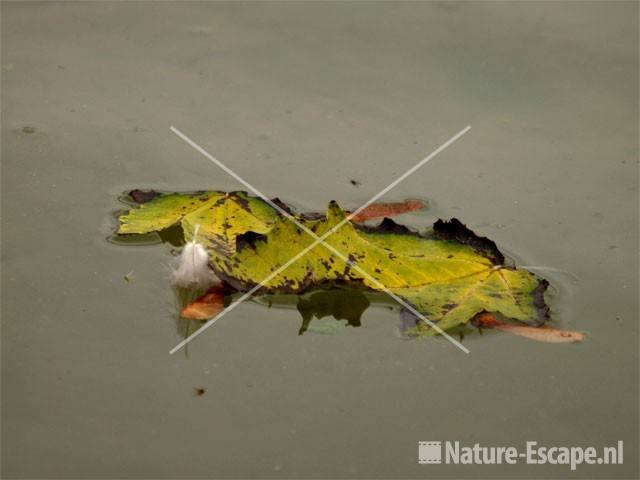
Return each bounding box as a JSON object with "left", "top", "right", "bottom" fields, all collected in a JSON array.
[
  {"left": 348, "top": 199, "right": 426, "bottom": 223},
  {"left": 181, "top": 287, "right": 226, "bottom": 320},
  {"left": 473, "top": 313, "right": 584, "bottom": 344}
]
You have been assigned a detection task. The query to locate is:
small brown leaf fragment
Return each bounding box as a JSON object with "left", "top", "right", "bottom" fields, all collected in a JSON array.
[
  {"left": 194, "top": 387, "right": 206, "bottom": 396},
  {"left": 180, "top": 287, "right": 225, "bottom": 320},
  {"left": 349, "top": 200, "right": 425, "bottom": 223},
  {"left": 129, "top": 189, "right": 162, "bottom": 204},
  {"left": 473, "top": 313, "right": 584, "bottom": 343}
]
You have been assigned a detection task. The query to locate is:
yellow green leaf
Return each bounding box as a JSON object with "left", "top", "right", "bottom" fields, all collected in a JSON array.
[
  {"left": 116, "top": 191, "right": 549, "bottom": 335},
  {"left": 118, "top": 191, "right": 225, "bottom": 234},
  {"left": 118, "top": 191, "right": 278, "bottom": 256}
]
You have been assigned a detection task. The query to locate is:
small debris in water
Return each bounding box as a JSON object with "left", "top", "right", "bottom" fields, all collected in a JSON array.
[
  {"left": 194, "top": 387, "right": 206, "bottom": 396},
  {"left": 181, "top": 287, "right": 225, "bottom": 319},
  {"left": 349, "top": 179, "right": 360, "bottom": 187},
  {"left": 124, "top": 270, "right": 135, "bottom": 283},
  {"left": 22, "top": 126, "right": 35, "bottom": 134},
  {"left": 473, "top": 313, "right": 584, "bottom": 343}
]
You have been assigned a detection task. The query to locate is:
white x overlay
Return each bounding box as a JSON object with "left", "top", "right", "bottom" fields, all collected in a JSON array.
[{"left": 169, "top": 125, "right": 471, "bottom": 354}]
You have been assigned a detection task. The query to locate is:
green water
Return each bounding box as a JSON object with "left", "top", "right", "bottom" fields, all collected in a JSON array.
[{"left": 2, "top": 2, "right": 638, "bottom": 478}]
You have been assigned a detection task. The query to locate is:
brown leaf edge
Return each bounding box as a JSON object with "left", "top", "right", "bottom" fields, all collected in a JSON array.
[{"left": 432, "top": 218, "right": 504, "bottom": 265}]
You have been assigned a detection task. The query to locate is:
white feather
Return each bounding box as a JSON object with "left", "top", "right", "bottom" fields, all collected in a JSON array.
[{"left": 172, "top": 225, "right": 217, "bottom": 289}]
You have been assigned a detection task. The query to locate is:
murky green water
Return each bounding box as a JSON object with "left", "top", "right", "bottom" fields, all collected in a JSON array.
[{"left": 2, "top": 2, "right": 638, "bottom": 478}]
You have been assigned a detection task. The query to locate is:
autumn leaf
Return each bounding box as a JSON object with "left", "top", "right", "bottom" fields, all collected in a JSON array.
[
  {"left": 116, "top": 190, "right": 550, "bottom": 335},
  {"left": 210, "top": 202, "right": 547, "bottom": 333}
]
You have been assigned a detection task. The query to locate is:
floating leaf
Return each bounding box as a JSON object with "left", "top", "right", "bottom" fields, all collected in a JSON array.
[
  {"left": 116, "top": 191, "right": 550, "bottom": 336},
  {"left": 210, "top": 202, "right": 547, "bottom": 334}
]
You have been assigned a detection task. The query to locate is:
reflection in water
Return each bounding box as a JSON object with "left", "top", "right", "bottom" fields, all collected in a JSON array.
[
  {"left": 296, "top": 289, "right": 370, "bottom": 335},
  {"left": 174, "top": 286, "right": 407, "bottom": 341},
  {"left": 174, "top": 285, "right": 579, "bottom": 346}
]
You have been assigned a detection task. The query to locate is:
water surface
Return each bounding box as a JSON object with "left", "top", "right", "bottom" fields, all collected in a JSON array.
[{"left": 2, "top": 2, "right": 638, "bottom": 478}]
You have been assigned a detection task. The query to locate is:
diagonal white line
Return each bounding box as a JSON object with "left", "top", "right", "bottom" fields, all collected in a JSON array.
[
  {"left": 169, "top": 126, "right": 471, "bottom": 354},
  {"left": 170, "top": 126, "right": 470, "bottom": 352}
]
